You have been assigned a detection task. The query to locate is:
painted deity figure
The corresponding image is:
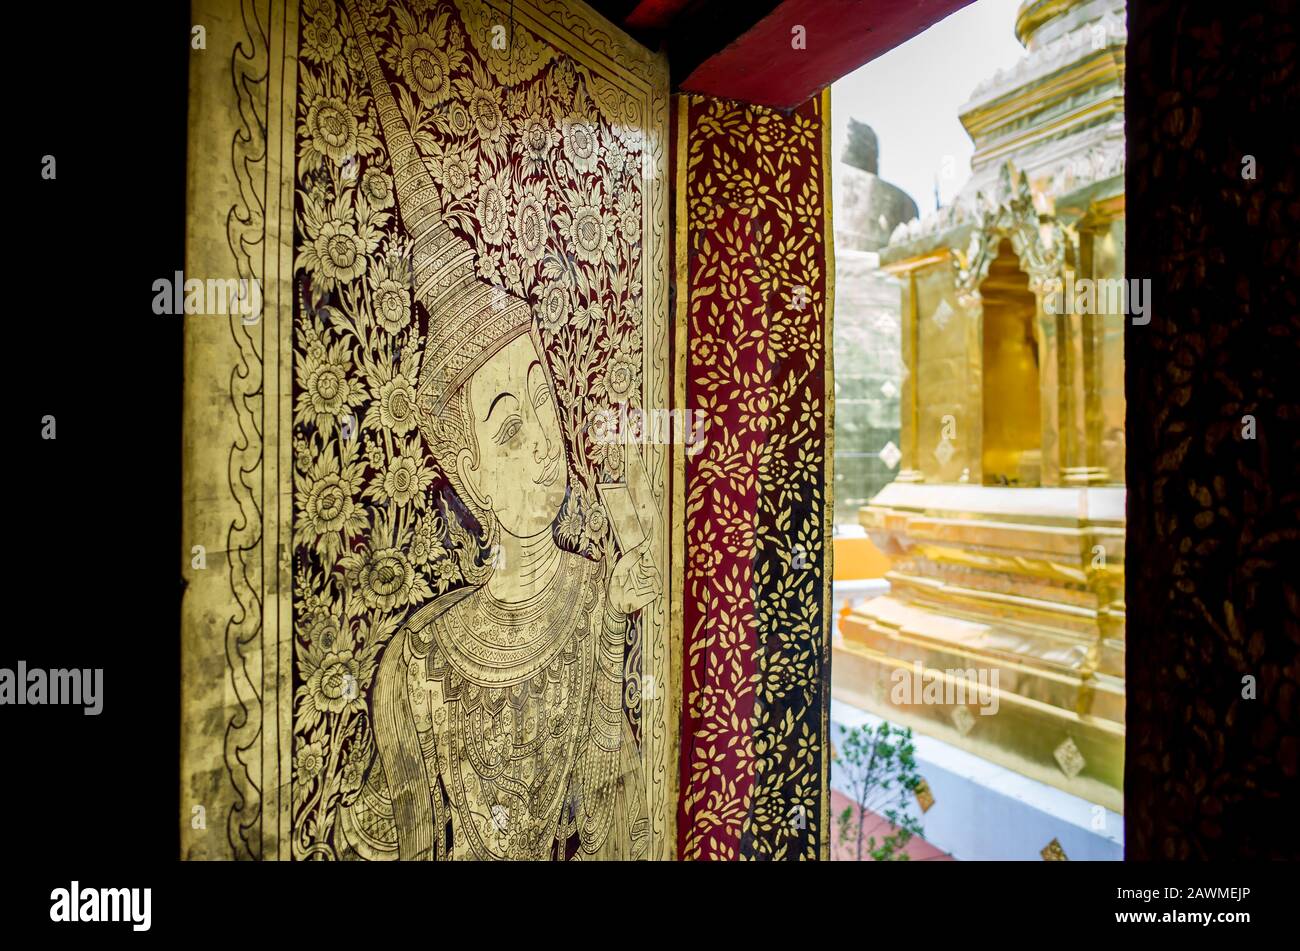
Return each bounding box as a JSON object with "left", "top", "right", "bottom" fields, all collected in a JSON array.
[{"left": 337, "top": 0, "right": 660, "bottom": 860}]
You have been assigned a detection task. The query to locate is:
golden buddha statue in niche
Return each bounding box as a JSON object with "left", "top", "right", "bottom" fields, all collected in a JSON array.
[{"left": 336, "top": 0, "right": 660, "bottom": 860}]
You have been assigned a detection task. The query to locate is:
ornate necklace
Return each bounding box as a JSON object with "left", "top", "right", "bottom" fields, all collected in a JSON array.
[{"left": 431, "top": 553, "right": 601, "bottom": 687}]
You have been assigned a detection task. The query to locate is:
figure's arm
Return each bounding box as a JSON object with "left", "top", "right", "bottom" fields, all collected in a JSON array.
[
  {"left": 598, "top": 539, "right": 661, "bottom": 747},
  {"left": 591, "top": 600, "right": 630, "bottom": 752},
  {"left": 370, "top": 627, "right": 438, "bottom": 860}
]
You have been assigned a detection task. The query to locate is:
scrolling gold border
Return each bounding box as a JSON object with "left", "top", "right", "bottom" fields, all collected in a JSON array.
[
  {"left": 269, "top": 0, "right": 301, "bottom": 862},
  {"left": 671, "top": 93, "right": 689, "bottom": 859}
]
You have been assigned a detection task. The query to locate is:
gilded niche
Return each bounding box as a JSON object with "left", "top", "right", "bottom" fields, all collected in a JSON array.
[{"left": 289, "top": 0, "right": 668, "bottom": 860}]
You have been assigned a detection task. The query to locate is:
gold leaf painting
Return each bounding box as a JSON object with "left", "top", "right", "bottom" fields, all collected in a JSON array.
[{"left": 181, "top": 0, "right": 673, "bottom": 860}]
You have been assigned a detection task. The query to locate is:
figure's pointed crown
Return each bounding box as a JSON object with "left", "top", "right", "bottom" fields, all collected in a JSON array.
[{"left": 342, "top": 0, "right": 531, "bottom": 415}]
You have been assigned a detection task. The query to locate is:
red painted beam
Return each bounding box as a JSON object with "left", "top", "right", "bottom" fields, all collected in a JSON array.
[
  {"left": 680, "top": 0, "right": 975, "bottom": 110},
  {"left": 624, "top": 0, "right": 695, "bottom": 31}
]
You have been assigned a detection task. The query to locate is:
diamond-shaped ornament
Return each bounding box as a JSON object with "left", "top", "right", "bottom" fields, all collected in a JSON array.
[
  {"left": 934, "top": 438, "right": 955, "bottom": 467},
  {"left": 1040, "top": 838, "right": 1069, "bottom": 861},
  {"left": 880, "top": 379, "right": 898, "bottom": 399},
  {"left": 879, "top": 441, "right": 902, "bottom": 469},
  {"left": 932, "top": 299, "right": 955, "bottom": 329},
  {"left": 950, "top": 706, "right": 975, "bottom": 736},
  {"left": 914, "top": 779, "right": 935, "bottom": 813},
  {"left": 1054, "top": 737, "right": 1086, "bottom": 779}
]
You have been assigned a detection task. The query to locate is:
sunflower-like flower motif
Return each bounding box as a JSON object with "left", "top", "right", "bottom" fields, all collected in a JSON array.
[
  {"left": 585, "top": 501, "right": 608, "bottom": 544},
  {"left": 476, "top": 252, "right": 500, "bottom": 284},
  {"left": 536, "top": 280, "right": 572, "bottom": 335},
  {"left": 295, "top": 741, "right": 326, "bottom": 787},
  {"left": 448, "top": 101, "right": 472, "bottom": 137},
  {"left": 410, "top": 534, "right": 432, "bottom": 567},
  {"left": 559, "top": 183, "right": 616, "bottom": 266},
  {"left": 303, "top": 608, "right": 343, "bottom": 654},
  {"left": 294, "top": 433, "right": 313, "bottom": 473},
  {"left": 360, "top": 168, "right": 393, "bottom": 210},
  {"left": 306, "top": 650, "right": 364, "bottom": 715},
  {"left": 301, "top": 15, "right": 343, "bottom": 65},
  {"left": 515, "top": 181, "right": 549, "bottom": 266},
  {"left": 562, "top": 117, "right": 600, "bottom": 175},
  {"left": 294, "top": 452, "right": 367, "bottom": 563},
  {"left": 435, "top": 148, "right": 476, "bottom": 199},
  {"left": 467, "top": 79, "right": 504, "bottom": 143},
  {"left": 605, "top": 137, "right": 629, "bottom": 179},
  {"left": 518, "top": 115, "right": 559, "bottom": 174},
  {"left": 595, "top": 347, "right": 638, "bottom": 403},
  {"left": 384, "top": 455, "right": 426, "bottom": 506},
  {"left": 340, "top": 745, "right": 365, "bottom": 793},
  {"left": 297, "top": 337, "right": 359, "bottom": 429},
  {"left": 504, "top": 258, "right": 524, "bottom": 296},
  {"left": 410, "top": 511, "right": 445, "bottom": 566},
  {"left": 589, "top": 437, "right": 624, "bottom": 481},
  {"left": 344, "top": 36, "right": 363, "bottom": 74},
  {"left": 399, "top": 33, "right": 452, "bottom": 107},
  {"left": 306, "top": 95, "right": 358, "bottom": 164},
  {"left": 616, "top": 186, "right": 641, "bottom": 244},
  {"left": 475, "top": 170, "right": 510, "bottom": 246},
  {"left": 376, "top": 374, "right": 419, "bottom": 435},
  {"left": 310, "top": 218, "right": 370, "bottom": 287},
  {"left": 372, "top": 277, "right": 411, "bottom": 334},
  {"left": 429, "top": 549, "right": 461, "bottom": 593},
  {"left": 366, "top": 438, "right": 433, "bottom": 509},
  {"left": 349, "top": 545, "right": 427, "bottom": 613}
]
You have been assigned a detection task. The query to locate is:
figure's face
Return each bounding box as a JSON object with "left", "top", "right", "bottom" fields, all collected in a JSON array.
[{"left": 460, "top": 332, "right": 567, "bottom": 536}]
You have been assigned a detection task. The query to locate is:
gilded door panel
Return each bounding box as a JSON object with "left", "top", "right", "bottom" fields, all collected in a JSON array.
[{"left": 181, "top": 0, "right": 673, "bottom": 860}]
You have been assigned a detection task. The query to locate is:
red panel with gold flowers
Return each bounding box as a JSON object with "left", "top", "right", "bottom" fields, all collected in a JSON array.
[{"left": 677, "top": 90, "right": 833, "bottom": 860}]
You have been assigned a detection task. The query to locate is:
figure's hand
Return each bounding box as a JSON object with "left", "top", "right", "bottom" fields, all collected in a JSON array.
[{"left": 608, "top": 539, "right": 661, "bottom": 615}]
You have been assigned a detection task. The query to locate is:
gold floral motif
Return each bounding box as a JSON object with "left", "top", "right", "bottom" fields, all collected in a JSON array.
[
  {"left": 287, "top": 0, "right": 668, "bottom": 861},
  {"left": 678, "top": 91, "right": 833, "bottom": 860}
]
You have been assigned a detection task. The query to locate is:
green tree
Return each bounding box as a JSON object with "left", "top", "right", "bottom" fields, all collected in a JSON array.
[{"left": 835, "top": 721, "right": 924, "bottom": 861}]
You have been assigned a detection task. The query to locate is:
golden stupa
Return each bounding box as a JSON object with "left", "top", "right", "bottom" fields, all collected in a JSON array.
[{"left": 835, "top": 0, "right": 1128, "bottom": 812}]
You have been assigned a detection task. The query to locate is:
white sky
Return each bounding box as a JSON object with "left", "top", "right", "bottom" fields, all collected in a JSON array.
[{"left": 831, "top": 0, "right": 1026, "bottom": 216}]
